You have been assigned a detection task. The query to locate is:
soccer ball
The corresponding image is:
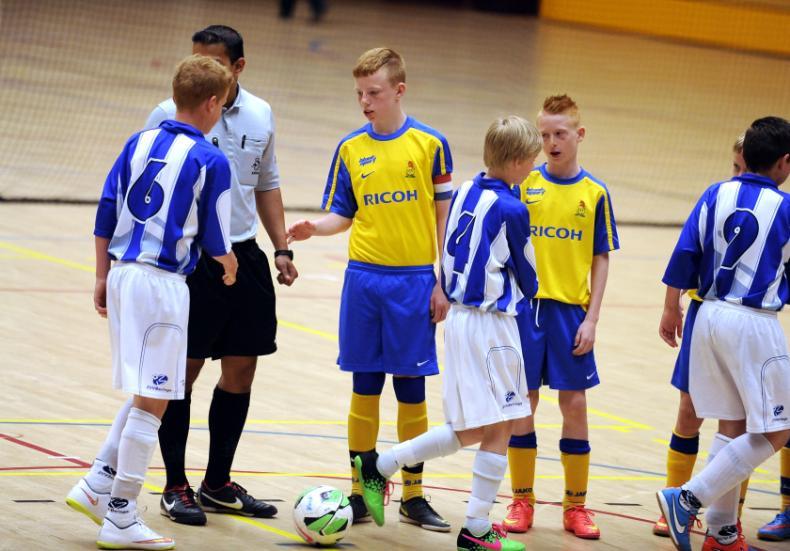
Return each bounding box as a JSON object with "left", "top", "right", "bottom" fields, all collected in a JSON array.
[{"left": 293, "top": 485, "right": 353, "bottom": 546}]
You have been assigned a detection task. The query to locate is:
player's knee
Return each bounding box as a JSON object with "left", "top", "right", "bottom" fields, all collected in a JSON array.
[
  {"left": 717, "top": 419, "right": 746, "bottom": 439},
  {"left": 132, "top": 395, "right": 169, "bottom": 419},
  {"left": 558, "top": 390, "right": 587, "bottom": 415},
  {"left": 185, "top": 359, "right": 204, "bottom": 391},
  {"left": 765, "top": 429, "right": 790, "bottom": 452}
]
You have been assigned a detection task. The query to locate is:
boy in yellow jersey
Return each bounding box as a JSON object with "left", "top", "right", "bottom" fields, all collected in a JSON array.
[
  {"left": 654, "top": 137, "right": 752, "bottom": 542},
  {"left": 502, "top": 95, "right": 618, "bottom": 539},
  {"left": 287, "top": 47, "right": 453, "bottom": 531}
]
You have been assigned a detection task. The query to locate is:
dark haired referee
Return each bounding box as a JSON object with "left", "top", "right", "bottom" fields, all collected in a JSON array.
[{"left": 145, "top": 24, "right": 298, "bottom": 525}]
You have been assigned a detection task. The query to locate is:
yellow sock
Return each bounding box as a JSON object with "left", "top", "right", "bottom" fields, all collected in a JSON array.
[
  {"left": 561, "top": 446, "right": 590, "bottom": 509},
  {"left": 348, "top": 393, "right": 380, "bottom": 495},
  {"left": 738, "top": 477, "right": 749, "bottom": 518},
  {"left": 782, "top": 445, "right": 790, "bottom": 510},
  {"left": 397, "top": 401, "right": 428, "bottom": 502},
  {"left": 666, "top": 432, "right": 699, "bottom": 488},
  {"left": 507, "top": 447, "right": 537, "bottom": 505}
]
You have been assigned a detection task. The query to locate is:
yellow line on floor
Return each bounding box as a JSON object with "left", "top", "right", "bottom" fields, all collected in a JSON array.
[
  {"left": 0, "top": 241, "right": 93, "bottom": 273},
  {"left": 541, "top": 394, "right": 653, "bottom": 431},
  {"left": 141, "top": 480, "right": 302, "bottom": 542}
]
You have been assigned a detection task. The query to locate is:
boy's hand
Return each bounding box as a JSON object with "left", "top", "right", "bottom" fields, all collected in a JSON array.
[
  {"left": 214, "top": 251, "right": 238, "bottom": 286},
  {"left": 429, "top": 282, "right": 450, "bottom": 323},
  {"left": 287, "top": 220, "right": 317, "bottom": 243},
  {"left": 573, "top": 319, "right": 596, "bottom": 356},
  {"left": 659, "top": 306, "right": 683, "bottom": 348},
  {"left": 94, "top": 278, "right": 107, "bottom": 318},
  {"left": 275, "top": 255, "right": 298, "bottom": 286}
]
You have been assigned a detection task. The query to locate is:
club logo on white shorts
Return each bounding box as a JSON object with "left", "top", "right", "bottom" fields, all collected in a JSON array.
[
  {"left": 147, "top": 374, "right": 172, "bottom": 393},
  {"left": 774, "top": 405, "right": 786, "bottom": 421},
  {"left": 503, "top": 390, "right": 522, "bottom": 409}
]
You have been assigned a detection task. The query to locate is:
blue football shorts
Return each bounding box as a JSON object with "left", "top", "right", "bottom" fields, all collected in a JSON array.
[
  {"left": 670, "top": 299, "right": 702, "bottom": 393},
  {"left": 338, "top": 261, "right": 438, "bottom": 376},
  {"left": 518, "top": 298, "right": 599, "bottom": 391}
]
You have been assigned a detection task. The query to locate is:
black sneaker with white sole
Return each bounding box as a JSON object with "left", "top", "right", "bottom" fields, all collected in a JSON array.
[
  {"left": 160, "top": 484, "right": 207, "bottom": 526},
  {"left": 348, "top": 493, "right": 372, "bottom": 523},
  {"left": 399, "top": 496, "right": 451, "bottom": 532},
  {"left": 197, "top": 481, "right": 277, "bottom": 518}
]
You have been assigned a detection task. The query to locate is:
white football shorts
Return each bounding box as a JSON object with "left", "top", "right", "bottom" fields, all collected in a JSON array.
[
  {"left": 443, "top": 305, "right": 531, "bottom": 431},
  {"left": 107, "top": 262, "right": 188, "bottom": 400},
  {"left": 690, "top": 299, "right": 790, "bottom": 433}
]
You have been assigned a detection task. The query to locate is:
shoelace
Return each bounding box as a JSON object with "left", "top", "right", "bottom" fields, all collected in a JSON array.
[
  {"left": 506, "top": 500, "right": 530, "bottom": 515},
  {"left": 490, "top": 523, "right": 508, "bottom": 538},
  {"left": 566, "top": 506, "right": 596, "bottom": 525},
  {"left": 383, "top": 480, "right": 395, "bottom": 506},
  {"left": 230, "top": 481, "right": 249, "bottom": 495},
  {"left": 179, "top": 488, "right": 196, "bottom": 506}
]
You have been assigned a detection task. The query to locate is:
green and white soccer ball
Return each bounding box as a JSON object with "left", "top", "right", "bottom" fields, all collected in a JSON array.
[{"left": 293, "top": 485, "right": 353, "bottom": 546}]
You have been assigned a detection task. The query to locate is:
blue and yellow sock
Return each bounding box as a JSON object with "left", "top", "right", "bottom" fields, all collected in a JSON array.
[
  {"left": 507, "top": 432, "right": 537, "bottom": 504},
  {"left": 560, "top": 438, "right": 590, "bottom": 509},
  {"left": 394, "top": 376, "right": 427, "bottom": 502},
  {"left": 666, "top": 431, "right": 699, "bottom": 488}
]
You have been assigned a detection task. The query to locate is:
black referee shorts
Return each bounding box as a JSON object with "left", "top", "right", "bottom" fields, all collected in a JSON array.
[{"left": 186, "top": 239, "right": 277, "bottom": 360}]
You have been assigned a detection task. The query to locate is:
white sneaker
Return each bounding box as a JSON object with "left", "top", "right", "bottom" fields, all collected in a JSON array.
[
  {"left": 97, "top": 516, "right": 175, "bottom": 550},
  {"left": 66, "top": 478, "right": 110, "bottom": 525}
]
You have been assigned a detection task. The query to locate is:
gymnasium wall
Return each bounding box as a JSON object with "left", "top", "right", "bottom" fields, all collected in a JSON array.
[{"left": 540, "top": 0, "right": 790, "bottom": 57}]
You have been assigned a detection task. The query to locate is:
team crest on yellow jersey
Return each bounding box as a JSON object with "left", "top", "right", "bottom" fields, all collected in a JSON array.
[
  {"left": 405, "top": 161, "right": 416, "bottom": 178},
  {"left": 576, "top": 200, "right": 586, "bottom": 218}
]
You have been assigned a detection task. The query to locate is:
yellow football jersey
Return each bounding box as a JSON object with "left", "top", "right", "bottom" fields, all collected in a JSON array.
[
  {"left": 322, "top": 117, "right": 452, "bottom": 267},
  {"left": 519, "top": 164, "right": 619, "bottom": 306}
]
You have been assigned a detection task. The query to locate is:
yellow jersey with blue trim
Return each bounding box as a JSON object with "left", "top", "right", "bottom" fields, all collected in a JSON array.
[
  {"left": 518, "top": 164, "right": 619, "bottom": 306},
  {"left": 321, "top": 116, "right": 453, "bottom": 267}
]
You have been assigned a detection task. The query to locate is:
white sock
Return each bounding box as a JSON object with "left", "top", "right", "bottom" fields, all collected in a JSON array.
[
  {"left": 685, "top": 433, "right": 774, "bottom": 506},
  {"left": 107, "top": 407, "right": 161, "bottom": 525},
  {"left": 376, "top": 423, "right": 461, "bottom": 479},
  {"left": 464, "top": 450, "right": 507, "bottom": 536},
  {"left": 705, "top": 433, "right": 740, "bottom": 540},
  {"left": 86, "top": 398, "right": 133, "bottom": 492}
]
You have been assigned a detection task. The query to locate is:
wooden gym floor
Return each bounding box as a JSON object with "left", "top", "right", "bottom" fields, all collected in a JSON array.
[{"left": 1, "top": 0, "right": 789, "bottom": 549}]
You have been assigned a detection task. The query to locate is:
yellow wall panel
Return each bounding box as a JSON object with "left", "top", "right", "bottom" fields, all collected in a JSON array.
[{"left": 540, "top": 0, "right": 790, "bottom": 56}]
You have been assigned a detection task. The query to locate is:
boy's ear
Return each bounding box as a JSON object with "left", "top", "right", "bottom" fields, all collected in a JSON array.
[
  {"left": 577, "top": 126, "right": 586, "bottom": 141},
  {"left": 395, "top": 82, "right": 406, "bottom": 98}
]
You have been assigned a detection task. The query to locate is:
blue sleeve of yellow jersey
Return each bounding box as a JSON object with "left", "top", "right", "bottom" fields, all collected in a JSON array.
[
  {"left": 320, "top": 146, "right": 357, "bottom": 218},
  {"left": 94, "top": 136, "right": 135, "bottom": 238},
  {"left": 662, "top": 193, "right": 707, "bottom": 290},
  {"left": 431, "top": 135, "right": 453, "bottom": 199},
  {"left": 593, "top": 191, "right": 619, "bottom": 255},
  {"left": 505, "top": 202, "right": 539, "bottom": 299}
]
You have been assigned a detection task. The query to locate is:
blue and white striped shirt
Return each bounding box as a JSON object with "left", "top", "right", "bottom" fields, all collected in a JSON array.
[
  {"left": 94, "top": 120, "right": 232, "bottom": 275},
  {"left": 663, "top": 173, "right": 790, "bottom": 311},
  {"left": 442, "top": 173, "right": 538, "bottom": 315}
]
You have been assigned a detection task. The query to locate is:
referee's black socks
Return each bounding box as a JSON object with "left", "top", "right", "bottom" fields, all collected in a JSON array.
[{"left": 205, "top": 386, "right": 251, "bottom": 489}]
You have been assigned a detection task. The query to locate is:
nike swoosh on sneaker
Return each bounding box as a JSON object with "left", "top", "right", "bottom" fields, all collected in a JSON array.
[
  {"left": 461, "top": 534, "right": 501, "bottom": 550},
  {"left": 671, "top": 507, "right": 687, "bottom": 535},
  {"left": 81, "top": 488, "right": 99, "bottom": 506},
  {"left": 162, "top": 497, "right": 176, "bottom": 512},
  {"left": 201, "top": 493, "right": 244, "bottom": 510}
]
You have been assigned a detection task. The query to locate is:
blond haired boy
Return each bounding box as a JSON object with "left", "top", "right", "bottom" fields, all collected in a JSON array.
[
  {"left": 355, "top": 115, "right": 542, "bottom": 551},
  {"left": 65, "top": 54, "right": 237, "bottom": 550},
  {"left": 504, "top": 94, "right": 619, "bottom": 539},
  {"left": 288, "top": 47, "right": 453, "bottom": 530}
]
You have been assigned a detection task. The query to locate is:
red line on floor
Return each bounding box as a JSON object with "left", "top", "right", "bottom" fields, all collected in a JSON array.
[{"left": 0, "top": 433, "right": 91, "bottom": 467}]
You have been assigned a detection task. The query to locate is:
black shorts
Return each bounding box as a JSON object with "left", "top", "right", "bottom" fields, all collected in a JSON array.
[{"left": 186, "top": 239, "right": 277, "bottom": 360}]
